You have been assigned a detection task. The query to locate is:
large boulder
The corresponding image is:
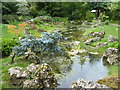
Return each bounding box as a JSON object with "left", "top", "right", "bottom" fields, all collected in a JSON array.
[
  {"left": 103, "top": 48, "right": 119, "bottom": 65},
  {"left": 20, "top": 49, "right": 40, "bottom": 64},
  {"left": 9, "top": 63, "right": 57, "bottom": 88},
  {"left": 26, "top": 63, "right": 40, "bottom": 73},
  {"left": 34, "top": 63, "right": 57, "bottom": 88},
  {"left": 23, "top": 78, "right": 42, "bottom": 88},
  {"left": 71, "top": 78, "right": 109, "bottom": 88},
  {"left": 8, "top": 67, "right": 30, "bottom": 85}
]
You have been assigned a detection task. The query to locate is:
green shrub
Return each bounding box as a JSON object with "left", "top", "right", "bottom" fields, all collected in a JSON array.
[
  {"left": 104, "top": 20, "right": 109, "bottom": 25},
  {"left": 92, "top": 19, "right": 98, "bottom": 24},
  {"left": 38, "top": 10, "right": 47, "bottom": 16},
  {"left": 1, "top": 39, "right": 19, "bottom": 57},
  {"left": 53, "top": 17, "right": 68, "bottom": 22},
  {"left": 100, "top": 15, "right": 109, "bottom": 22},
  {"left": 18, "top": 16, "right": 32, "bottom": 21},
  {"left": 2, "top": 14, "right": 19, "bottom": 24},
  {"left": 35, "top": 16, "right": 53, "bottom": 22},
  {"left": 108, "top": 41, "right": 118, "bottom": 48},
  {"left": 86, "top": 11, "right": 95, "bottom": 22},
  {"left": 33, "top": 19, "right": 43, "bottom": 24},
  {"left": 29, "top": 6, "right": 38, "bottom": 17}
]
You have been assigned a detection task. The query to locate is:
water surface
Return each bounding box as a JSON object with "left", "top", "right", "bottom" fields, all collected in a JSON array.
[{"left": 57, "top": 55, "right": 108, "bottom": 88}]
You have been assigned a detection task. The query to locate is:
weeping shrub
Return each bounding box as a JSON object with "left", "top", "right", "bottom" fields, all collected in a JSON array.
[{"left": 12, "top": 30, "right": 66, "bottom": 57}]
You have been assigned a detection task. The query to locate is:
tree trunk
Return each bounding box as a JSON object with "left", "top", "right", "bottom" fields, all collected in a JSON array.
[{"left": 97, "top": 9, "right": 100, "bottom": 18}]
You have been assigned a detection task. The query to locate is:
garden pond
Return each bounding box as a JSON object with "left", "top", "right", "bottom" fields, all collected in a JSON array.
[{"left": 44, "top": 25, "right": 112, "bottom": 88}]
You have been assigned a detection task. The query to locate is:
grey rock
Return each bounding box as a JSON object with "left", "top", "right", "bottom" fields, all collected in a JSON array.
[
  {"left": 108, "top": 35, "right": 118, "bottom": 42},
  {"left": 8, "top": 67, "right": 23, "bottom": 77},
  {"left": 70, "top": 21, "right": 75, "bottom": 24},
  {"left": 26, "top": 63, "right": 38, "bottom": 73},
  {"left": 96, "top": 42, "right": 108, "bottom": 47},
  {"left": 8, "top": 67, "right": 27, "bottom": 85},
  {"left": 103, "top": 48, "right": 119, "bottom": 65},
  {"left": 9, "top": 63, "right": 57, "bottom": 88},
  {"left": 23, "top": 79, "right": 40, "bottom": 88},
  {"left": 85, "top": 31, "right": 105, "bottom": 39},
  {"left": 71, "top": 78, "right": 109, "bottom": 89},
  {"left": 85, "top": 37, "right": 101, "bottom": 45}
]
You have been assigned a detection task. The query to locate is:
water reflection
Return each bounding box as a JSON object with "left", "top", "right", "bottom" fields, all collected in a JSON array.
[{"left": 57, "top": 55, "right": 108, "bottom": 88}]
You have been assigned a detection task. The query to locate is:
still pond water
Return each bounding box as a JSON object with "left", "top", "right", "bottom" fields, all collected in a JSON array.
[{"left": 57, "top": 55, "right": 108, "bottom": 88}]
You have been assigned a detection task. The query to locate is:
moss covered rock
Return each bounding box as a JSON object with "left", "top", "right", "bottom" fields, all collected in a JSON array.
[{"left": 97, "top": 74, "right": 119, "bottom": 89}]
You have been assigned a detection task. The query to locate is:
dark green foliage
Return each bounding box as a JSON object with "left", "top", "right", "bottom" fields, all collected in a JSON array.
[
  {"left": 86, "top": 11, "right": 95, "bottom": 21},
  {"left": 2, "top": 14, "right": 19, "bottom": 24},
  {"left": 18, "top": 16, "right": 32, "bottom": 21},
  {"left": 13, "top": 30, "right": 66, "bottom": 57},
  {"left": 29, "top": 5, "right": 38, "bottom": 17},
  {"left": 34, "top": 16, "right": 53, "bottom": 22},
  {"left": 2, "top": 2, "right": 18, "bottom": 15},
  {"left": 33, "top": 19, "right": 43, "bottom": 24},
  {"left": 2, "top": 2, "right": 119, "bottom": 21},
  {"left": 1, "top": 39, "right": 19, "bottom": 57}
]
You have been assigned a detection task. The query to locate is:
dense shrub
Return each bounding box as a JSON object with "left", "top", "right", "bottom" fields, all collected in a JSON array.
[
  {"left": 100, "top": 15, "right": 109, "bottom": 22},
  {"left": 1, "top": 39, "right": 19, "bottom": 57},
  {"left": 34, "top": 16, "right": 53, "bottom": 22},
  {"left": 18, "top": 16, "right": 32, "bottom": 21},
  {"left": 86, "top": 11, "right": 95, "bottom": 21},
  {"left": 38, "top": 10, "right": 47, "bottom": 16},
  {"left": 29, "top": 6, "right": 38, "bottom": 17},
  {"left": 53, "top": 17, "right": 68, "bottom": 23},
  {"left": 2, "top": 15, "right": 19, "bottom": 24},
  {"left": 33, "top": 19, "right": 43, "bottom": 24}
]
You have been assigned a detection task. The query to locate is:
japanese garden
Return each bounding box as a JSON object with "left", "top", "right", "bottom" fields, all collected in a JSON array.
[{"left": 0, "top": 1, "right": 120, "bottom": 89}]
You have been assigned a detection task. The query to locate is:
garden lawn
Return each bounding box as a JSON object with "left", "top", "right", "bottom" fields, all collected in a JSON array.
[
  {"left": 2, "top": 22, "right": 65, "bottom": 40},
  {"left": 83, "top": 24, "right": 119, "bottom": 52},
  {"left": 1, "top": 57, "right": 31, "bottom": 88},
  {"left": 84, "top": 25, "right": 118, "bottom": 40},
  {"left": 1, "top": 21, "right": 24, "bottom": 40},
  {"left": 1, "top": 21, "right": 66, "bottom": 88}
]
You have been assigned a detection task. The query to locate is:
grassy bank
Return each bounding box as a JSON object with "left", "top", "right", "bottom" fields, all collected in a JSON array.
[{"left": 83, "top": 24, "right": 118, "bottom": 53}]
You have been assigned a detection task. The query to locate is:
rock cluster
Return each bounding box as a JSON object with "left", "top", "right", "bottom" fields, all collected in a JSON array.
[
  {"left": 8, "top": 67, "right": 29, "bottom": 85},
  {"left": 108, "top": 35, "right": 118, "bottom": 42},
  {"left": 85, "top": 31, "right": 105, "bottom": 38},
  {"left": 21, "top": 49, "right": 40, "bottom": 64},
  {"left": 70, "top": 20, "right": 75, "bottom": 24},
  {"left": 96, "top": 42, "right": 108, "bottom": 47},
  {"left": 103, "top": 48, "right": 119, "bottom": 65},
  {"left": 85, "top": 37, "right": 101, "bottom": 45},
  {"left": 71, "top": 78, "right": 109, "bottom": 89},
  {"left": 8, "top": 63, "right": 57, "bottom": 88},
  {"left": 68, "top": 49, "right": 88, "bottom": 56},
  {"left": 84, "top": 31, "right": 105, "bottom": 45}
]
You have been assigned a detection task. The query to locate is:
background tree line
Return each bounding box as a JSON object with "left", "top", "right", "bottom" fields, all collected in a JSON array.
[{"left": 2, "top": 2, "right": 120, "bottom": 23}]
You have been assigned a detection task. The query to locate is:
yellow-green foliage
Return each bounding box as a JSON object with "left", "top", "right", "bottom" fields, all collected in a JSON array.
[{"left": 97, "top": 74, "right": 119, "bottom": 88}]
